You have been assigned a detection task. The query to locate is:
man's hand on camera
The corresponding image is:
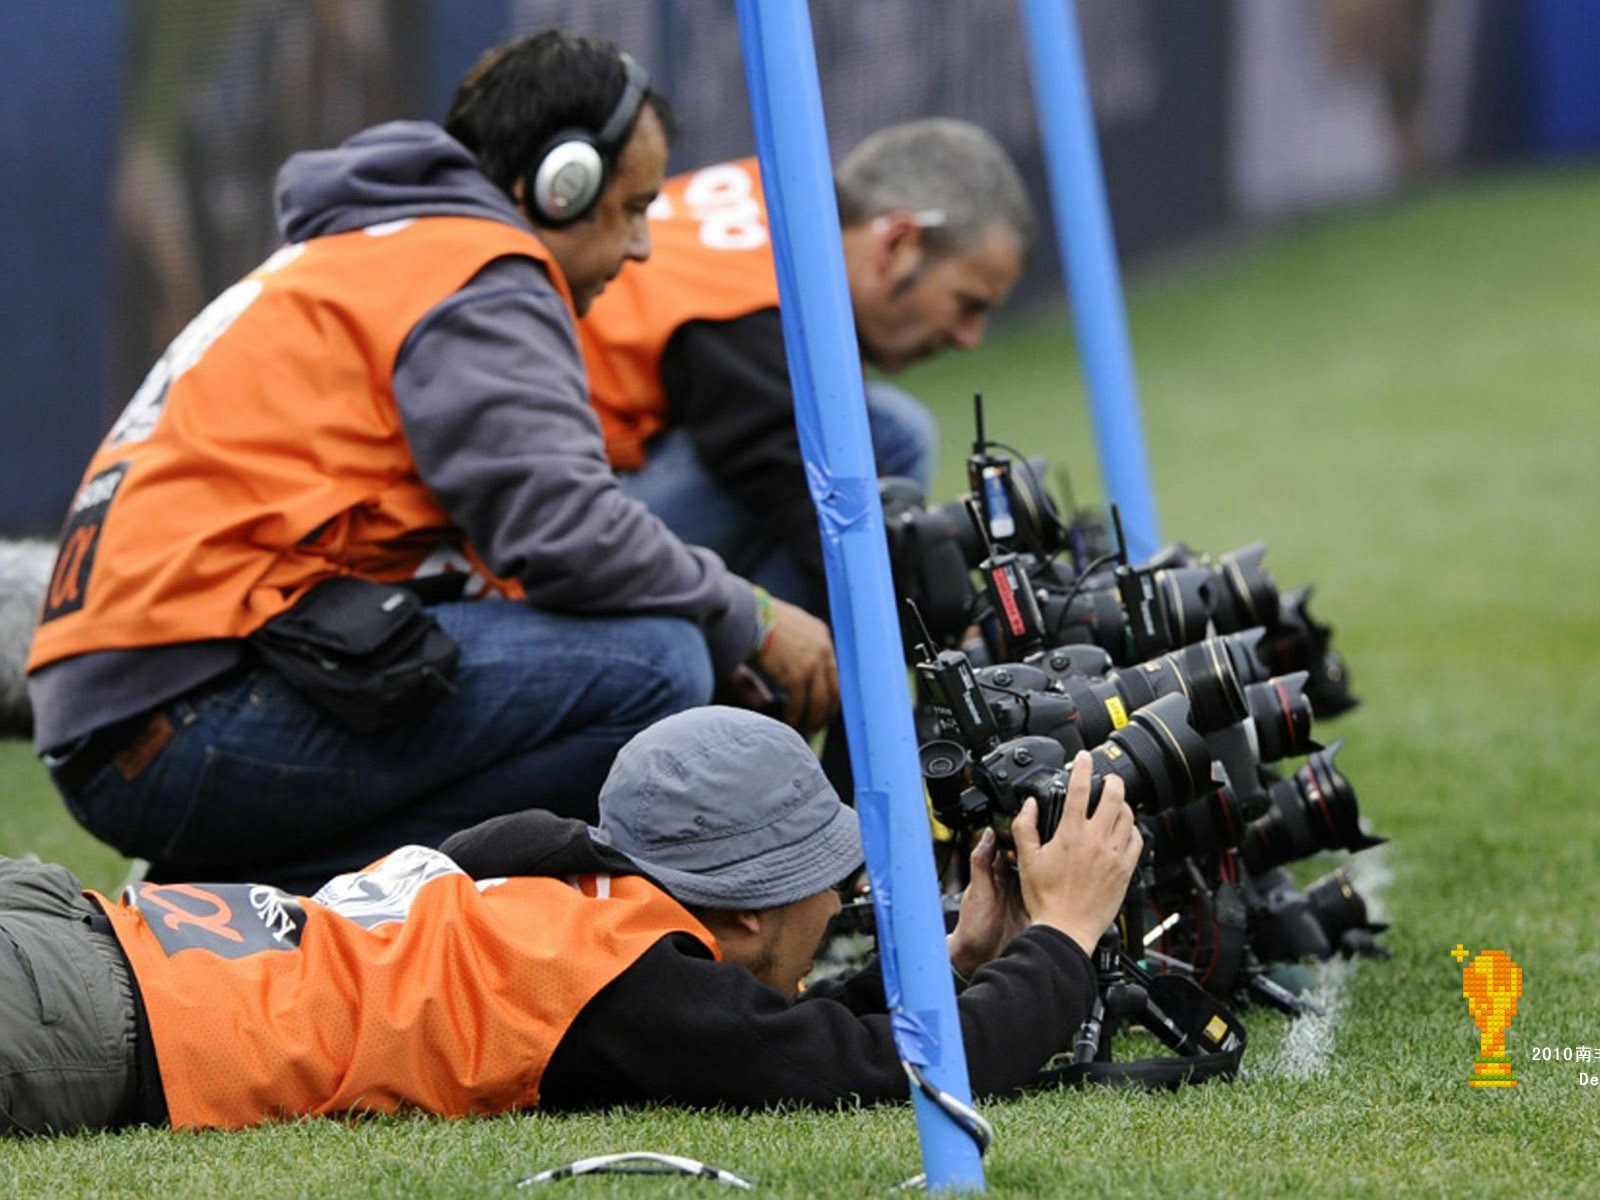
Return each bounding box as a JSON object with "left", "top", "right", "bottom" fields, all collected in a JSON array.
[
  {"left": 1010, "top": 751, "right": 1143, "bottom": 955},
  {"left": 946, "top": 827, "right": 1030, "bottom": 980},
  {"left": 751, "top": 595, "right": 838, "bottom": 735}
]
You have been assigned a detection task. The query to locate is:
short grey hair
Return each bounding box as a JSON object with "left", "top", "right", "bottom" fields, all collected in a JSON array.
[{"left": 835, "top": 118, "right": 1036, "bottom": 263}]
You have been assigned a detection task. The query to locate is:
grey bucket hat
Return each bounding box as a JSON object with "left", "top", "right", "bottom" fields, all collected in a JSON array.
[{"left": 592, "top": 706, "right": 863, "bottom": 909}]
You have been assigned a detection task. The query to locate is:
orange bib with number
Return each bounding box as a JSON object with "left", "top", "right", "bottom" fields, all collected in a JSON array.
[{"left": 578, "top": 159, "right": 780, "bottom": 470}]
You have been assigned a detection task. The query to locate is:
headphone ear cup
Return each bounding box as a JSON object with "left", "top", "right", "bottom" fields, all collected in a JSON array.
[{"left": 526, "top": 132, "right": 606, "bottom": 227}]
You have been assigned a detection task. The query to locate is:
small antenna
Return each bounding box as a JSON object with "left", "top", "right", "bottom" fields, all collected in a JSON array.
[
  {"left": 971, "top": 392, "right": 986, "bottom": 456},
  {"left": 1110, "top": 502, "right": 1130, "bottom": 567},
  {"left": 904, "top": 597, "right": 939, "bottom": 659}
]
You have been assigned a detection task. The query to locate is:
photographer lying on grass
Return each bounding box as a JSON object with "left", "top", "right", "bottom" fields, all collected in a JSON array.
[{"left": 0, "top": 707, "right": 1139, "bottom": 1133}]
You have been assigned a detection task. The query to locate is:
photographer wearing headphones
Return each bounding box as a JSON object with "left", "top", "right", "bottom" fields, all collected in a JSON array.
[
  {"left": 0, "top": 707, "right": 1140, "bottom": 1133},
  {"left": 26, "top": 29, "right": 836, "bottom": 895},
  {"left": 579, "top": 119, "right": 1035, "bottom": 618}
]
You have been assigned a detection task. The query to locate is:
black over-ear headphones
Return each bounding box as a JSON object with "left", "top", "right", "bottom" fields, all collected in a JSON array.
[{"left": 525, "top": 52, "right": 650, "bottom": 227}]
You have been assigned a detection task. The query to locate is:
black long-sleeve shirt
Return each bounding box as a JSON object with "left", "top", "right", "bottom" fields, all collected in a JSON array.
[
  {"left": 660, "top": 310, "right": 830, "bottom": 588},
  {"left": 538, "top": 925, "right": 1095, "bottom": 1110},
  {"left": 440, "top": 807, "right": 1097, "bottom": 1111}
]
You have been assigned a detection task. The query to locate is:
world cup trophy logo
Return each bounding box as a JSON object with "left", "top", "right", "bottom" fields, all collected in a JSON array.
[{"left": 1453, "top": 945, "right": 1522, "bottom": 1087}]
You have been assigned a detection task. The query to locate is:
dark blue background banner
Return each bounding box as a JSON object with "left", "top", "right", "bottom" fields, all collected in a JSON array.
[
  {"left": 1, "top": 5, "right": 125, "bottom": 536},
  {"left": 0, "top": 0, "right": 1582, "bottom": 537}
]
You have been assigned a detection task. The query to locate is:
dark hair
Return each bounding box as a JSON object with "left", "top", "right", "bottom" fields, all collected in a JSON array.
[{"left": 444, "top": 28, "right": 677, "bottom": 200}]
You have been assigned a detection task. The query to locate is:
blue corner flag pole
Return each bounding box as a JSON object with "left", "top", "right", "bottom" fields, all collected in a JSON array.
[
  {"left": 1019, "top": 0, "right": 1162, "bottom": 560},
  {"left": 735, "top": 0, "right": 986, "bottom": 1191}
]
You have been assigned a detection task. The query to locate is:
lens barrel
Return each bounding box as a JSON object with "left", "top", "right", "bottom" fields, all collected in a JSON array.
[
  {"left": 1087, "top": 692, "right": 1213, "bottom": 816},
  {"left": 1243, "top": 671, "right": 1315, "bottom": 762},
  {"left": 1238, "top": 739, "right": 1383, "bottom": 874}
]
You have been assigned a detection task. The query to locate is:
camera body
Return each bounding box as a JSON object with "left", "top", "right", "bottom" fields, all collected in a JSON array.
[
  {"left": 885, "top": 455, "right": 1360, "bottom": 721},
  {"left": 920, "top": 688, "right": 1214, "bottom": 845},
  {"left": 891, "top": 415, "right": 1387, "bottom": 1025}
]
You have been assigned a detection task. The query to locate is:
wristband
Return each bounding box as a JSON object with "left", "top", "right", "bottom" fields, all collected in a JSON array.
[{"left": 746, "top": 585, "right": 778, "bottom": 665}]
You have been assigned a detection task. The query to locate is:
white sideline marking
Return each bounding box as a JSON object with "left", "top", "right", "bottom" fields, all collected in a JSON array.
[
  {"left": 1272, "top": 958, "right": 1352, "bottom": 1079},
  {"left": 1263, "top": 846, "right": 1392, "bottom": 1079}
]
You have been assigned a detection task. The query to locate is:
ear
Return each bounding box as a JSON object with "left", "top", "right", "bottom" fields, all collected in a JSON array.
[
  {"left": 726, "top": 909, "right": 766, "bottom": 938},
  {"left": 868, "top": 212, "right": 927, "bottom": 290},
  {"left": 692, "top": 906, "right": 765, "bottom": 940},
  {"left": 510, "top": 176, "right": 537, "bottom": 227},
  {"left": 692, "top": 907, "right": 771, "bottom": 977}
]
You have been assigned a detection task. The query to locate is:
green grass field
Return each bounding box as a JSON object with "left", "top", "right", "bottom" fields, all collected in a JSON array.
[{"left": 4, "top": 163, "right": 1600, "bottom": 1196}]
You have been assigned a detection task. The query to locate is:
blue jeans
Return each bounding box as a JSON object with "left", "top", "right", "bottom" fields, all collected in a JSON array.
[
  {"left": 59, "top": 602, "right": 712, "bottom": 893},
  {"left": 619, "top": 381, "right": 939, "bottom": 615}
]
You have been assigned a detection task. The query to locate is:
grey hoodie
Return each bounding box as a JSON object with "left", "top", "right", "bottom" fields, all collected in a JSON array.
[
  {"left": 31, "top": 122, "right": 756, "bottom": 751},
  {"left": 279, "top": 121, "right": 755, "bottom": 672}
]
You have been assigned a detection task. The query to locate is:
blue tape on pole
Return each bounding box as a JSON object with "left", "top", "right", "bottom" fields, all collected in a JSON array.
[
  {"left": 734, "top": 1, "right": 985, "bottom": 1190},
  {"left": 812, "top": 474, "right": 877, "bottom": 540}
]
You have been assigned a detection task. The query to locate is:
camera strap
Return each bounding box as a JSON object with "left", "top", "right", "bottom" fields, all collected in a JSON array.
[{"left": 1035, "top": 963, "right": 1249, "bottom": 1091}]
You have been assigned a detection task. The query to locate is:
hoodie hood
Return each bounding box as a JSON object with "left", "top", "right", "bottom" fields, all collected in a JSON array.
[
  {"left": 439, "top": 808, "right": 645, "bottom": 883},
  {"left": 275, "top": 120, "right": 530, "bottom": 243}
]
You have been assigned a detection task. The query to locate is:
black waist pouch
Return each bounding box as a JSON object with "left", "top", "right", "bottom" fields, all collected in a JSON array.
[{"left": 250, "top": 576, "right": 459, "bottom": 733}]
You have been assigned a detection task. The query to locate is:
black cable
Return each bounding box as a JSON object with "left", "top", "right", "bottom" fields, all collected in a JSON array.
[
  {"left": 1045, "top": 550, "right": 1118, "bottom": 644},
  {"left": 902, "top": 1062, "right": 994, "bottom": 1156}
]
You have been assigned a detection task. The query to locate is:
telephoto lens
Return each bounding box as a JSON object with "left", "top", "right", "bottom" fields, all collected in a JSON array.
[
  {"left": 1237, "top": 739, "right": 1384, "bottom": 875},
  {"left": 1302, "top": 866, "right": 1390, "bottom": 959},
  {"left": 925, "top": 691, "right": 1214, "bottom": 845},
  {"left": 1143, "top": 782, "right": 1255, "bottom": 865},
  {"left": 1211, "top": 542, "right": 1281, "bottom": 633},
  {"left": 1124, "top": 638, "right": 1249, "bottom": 734},
  {"left": 1255, "top": 585, "right": 1360, "bottom": 718},
  {"left": 1241, "top": 670, "right": 1316, "bottom": 762},
  {"left": 1249, "top": 867, "right": 1336, "bottom": 963},
  {"left": 1083, "top": 692, "right": 1214, "bottom": 818}
]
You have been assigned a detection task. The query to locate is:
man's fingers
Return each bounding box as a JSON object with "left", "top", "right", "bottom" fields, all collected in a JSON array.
[
  {"left": 791, "top": 659, "right": 836, "bottom": 735},
  {"left": 799, "top": 668, "right": 836, "bottom": 735},
  {"left": 821, "top": 660, "right": 840, "bottom": 719},
  {"left": 756, "top": 597, "right": 838, "bottom": 734},
  {"left": 1123, "top": 822, "right": 1145, "bottom": 867},
  {"left": 1088, "top": 771, "right": 1126, "bottom": 828},
  {"left": 777, "top": 659, "right": 818, "bottom": 732},
  {"left": 790, "top": 681, "right": 819, "bottom": 739},
  {"left": 1010, "top": 797, "right": 1041, "bottom": 857},
  {"left": 719, "top": 665, "right": 776, "bottom": 712},
  {"left": 969, "top": 827, "right": 996, "bottom": 871},
  {"left": 1054, "top": 750, "right": 1095, "bottom": 831}
]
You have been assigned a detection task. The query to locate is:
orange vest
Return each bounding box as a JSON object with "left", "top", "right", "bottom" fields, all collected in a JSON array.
[
  {"left": 96, "top": 848, "right": 716, "bottom": 1129},
  {"left": 29, "top": 217, "right": 568, "bottom": 671},
  {"left": 578, "top": 158, "right": 781, "bottom": 470}
]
